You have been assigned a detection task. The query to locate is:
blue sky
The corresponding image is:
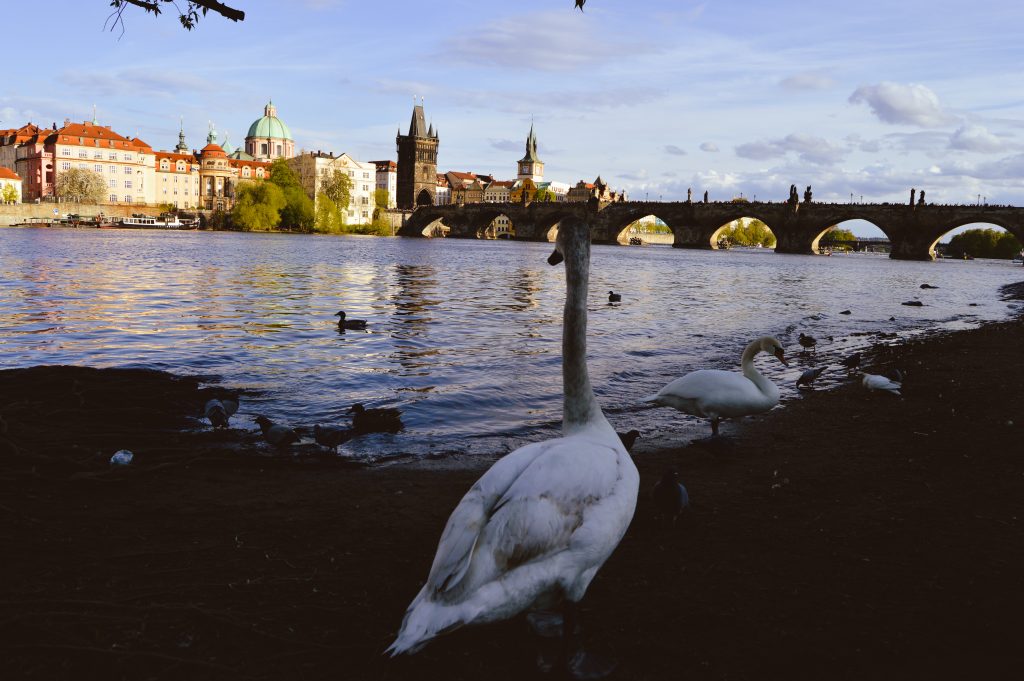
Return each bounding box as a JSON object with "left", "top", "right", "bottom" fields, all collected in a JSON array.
[{"left": 4, "top": 1, "right": 1023, "bottom": 236}]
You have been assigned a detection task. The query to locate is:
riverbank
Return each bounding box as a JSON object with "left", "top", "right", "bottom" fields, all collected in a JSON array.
[{"left": 2, "top": 298, "right": 1023, "bottom": 679}]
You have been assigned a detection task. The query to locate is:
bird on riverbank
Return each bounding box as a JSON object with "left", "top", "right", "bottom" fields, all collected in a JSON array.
[
  {"left": 314, "top": 424, "right": 355, "bottom": 452},
  {"left": 798, "top": 333, "right": 817, "bottom": 352},
  {"left": 388, "top": 219, "right": 638, "bottom": 680},
  {"left": 652, "top": 469, "right": 689, "bottom": 526},
  {"left": 335, "top": 311, "right": 367, "bottom": 330},
  {"left": 841, "top": 352, "right": 862, "bottom": 373},
  {"left": 608, "top": 290, "right": 621, "bottom": 303},
  {"left": 796, "top": 366, "right": 827, "bottom": 390},
  {"left": 862, "top": 373, "right": 902, "bottom": 396},
  {"left": 254, "top": 415, "right": 300, "bottom": 449},
  {"left": 204, "top": 397, "right": 238, "bottom": 429},
  {"left": 643, "top": 336, "right": 789, "bottom": 437},
  {"left": 349, "top": 403, "right": 403, "bottom": 434}
]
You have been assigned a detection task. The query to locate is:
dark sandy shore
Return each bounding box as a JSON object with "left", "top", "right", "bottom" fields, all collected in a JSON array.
[{"left": 2, "top": 288, "right": 1023, "bottom": 681}]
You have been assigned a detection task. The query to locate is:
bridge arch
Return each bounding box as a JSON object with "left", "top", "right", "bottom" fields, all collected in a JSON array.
[
  {"left": 710, "top": 216, "right": 777, "bottom": 250},
  {"left": 809, "top": 218, "right": 891, "bottom": 254},
  {"left": 466, "top": 208, "right": 518, "bottom": 239},
  {"left": 929, "top": 220, "right": 1023, "bottom": 260}
]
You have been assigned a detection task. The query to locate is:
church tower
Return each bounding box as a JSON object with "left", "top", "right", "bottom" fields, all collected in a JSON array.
[
  {"left": 396, "top": 100, "right": 439, "bottom": 209},
  {"left": 517, "top": 123, "right": 544, "bottom": 183},
  {"left": 175, "top": 118, "right": 189, "bottom": 154}
]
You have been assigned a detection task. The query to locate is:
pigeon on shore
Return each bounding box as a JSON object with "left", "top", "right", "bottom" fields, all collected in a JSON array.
[
  {"left": 314, "top": 424, "right": 355, "bottom": 452},
  {"left": 336, "top": 311, "right": 368, "bottom": 330},
  {"left": 841, "top": 352, "right": 862, "bottom": 373},
  {"left": 204, "top": 397, "right": 239, "bottom": 429},
  {"left": 349, "top": 403, "right": 403, "bottom": 434},
  {"left": 254, "top": 415, "right": 300, "bottom": 448},
  {"left": 796, "top": 366, "right": 827, "bottom": 390},
  {"left": 652, "top": 469, "right": 689, "bottom": 525},
  {"left": 862, "top": 373, "right": 902, "bottom": 396}
]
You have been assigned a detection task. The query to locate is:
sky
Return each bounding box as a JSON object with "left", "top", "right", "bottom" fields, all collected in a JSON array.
[{"left": 4, "top": 0, "right": 1023, "bottom": 237}]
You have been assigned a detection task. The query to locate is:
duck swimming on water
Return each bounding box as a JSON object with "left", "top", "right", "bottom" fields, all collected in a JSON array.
[{"left": 335, "top": 311, "right": 367, "bottom": 330}]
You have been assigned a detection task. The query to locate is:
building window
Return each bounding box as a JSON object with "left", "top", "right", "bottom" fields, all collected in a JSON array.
[
  {"left": 61, "top": 161, "right": 71, "bottom": 170},
  {"left": 363, "top": 172, "right": 369, "bottom": 179},
  {"left": 124, "top": 167, "right": 132, "bottom": 174},
  {"left": 361, "top": 196, "right": 368, "bottom": 205},
  {"left": 276, "top": 144, "right": 282, "bottom": 156},
  {"left": 261, "top": 143, "right": 268, "bottom": 156},
  {"left": 124, "top": 154, "right": 133, "bottom": 162},
  {"left": 78, "top": 163, "right": 86, "bottom": 169},
  {"left": 109, "top": 152, "right": 117, "bottom": 160},
  {"left": 109, "top": 166, "right": 116, "bottom": 173},
  {"left": 109, "top": 194, "right": 118, "bottom": 202},
  {"left": 93, "top": 151, "right": 102, "bottom": 159},
  {"left": 125, "top": 180, "right": 132, "bottom": 189},
  {"left": 78, "top": 151, "right": 88, "bottom": 158},
  {"left": 362, "top": 211, "right": 368, "bottom": 218},
  {"left": 94, "top": 164, "right": 103, "bottom": 172},
  {"left": 61, "top": 148, "right": 71, "bottom": 157},
  {"left": 109, "top": 179, "right": 116, "bottom": 188},
  {"left": 124, "top": 196, "right": 132, "bottom": 204}
]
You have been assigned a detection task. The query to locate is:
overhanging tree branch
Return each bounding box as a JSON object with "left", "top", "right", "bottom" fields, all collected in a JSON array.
[{"left": 108, "top": 0, "right": 244, "bottom": 32}]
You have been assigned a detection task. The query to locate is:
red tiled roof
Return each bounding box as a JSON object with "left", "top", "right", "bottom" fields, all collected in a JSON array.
[
  {"left": 200, "top": 143, "right": 227, "bottom": 157},
  {"left": 0, "top": 167, "right": 21, "bottom": 181}
]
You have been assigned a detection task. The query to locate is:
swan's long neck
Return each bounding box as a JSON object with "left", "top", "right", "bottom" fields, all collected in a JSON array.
[
  {"left": 740, "top": 340, "right": 776, "bottom": 397},
  {"left": 561, "top": 221, "right": 605, "bottom": 434}
]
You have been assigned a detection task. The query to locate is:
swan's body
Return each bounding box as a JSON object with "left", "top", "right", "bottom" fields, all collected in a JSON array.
[
  {"left": 644, "top": 337, "right": 788, "bottom": 436},
  {"left": 388, "top": 218, "right": 639, "bottom": 664},
  {"left": 862, "top": 373, "right": 901, "bottom": 395}
]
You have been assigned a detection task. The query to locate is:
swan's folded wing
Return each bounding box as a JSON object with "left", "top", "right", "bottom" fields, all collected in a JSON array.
[{"left": 424, "top": 439, "right": 554, "bottom": 595}]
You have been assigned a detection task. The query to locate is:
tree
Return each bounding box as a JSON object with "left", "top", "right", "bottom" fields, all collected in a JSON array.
[
  {"left": 320, "top": 170, "right": 353, "bottom": 212},
  {"left": 268, "top": 159, "right": 315, "bottom": 232},
  {"left": 534, "top": 188, "right": 557, "bottom": 202},
  {"left": 946, "top": 228, "right": 1022, "bottom": 259},
  {"left": 107, "top": 1, "right": 243, "bottom": 31},
  {"left": 718, "top": 218, "right": 775, "bottom": 247},
  {"left": 55, "top": 168, "right": 106, "bottom": 204},
  {"left": 2, "top": 183, "right": 18, "bottom": 204},
  {"left": 231, "top": 181, "right": 286, "bottom": 231},
  {"left": 314, "top": 193, "right": 344, "bottom": 233},
  {"left": 820, "top": 226, "right": 856, "bottom": 247},
  {"left": 374, "top": 188, "right": 390, "bottom": 211}
]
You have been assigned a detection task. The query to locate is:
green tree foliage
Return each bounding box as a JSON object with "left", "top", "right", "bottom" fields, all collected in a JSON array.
[
  {"left": 314, "top": 194, "right": 344, "bottom": 233},
  {"left": 231, "top": 182, "right": 286, "bottom": 231},
  {"left": 268, "top": 160, "right": 314, "bottom": 232},
  {"left": 819, "top": 226, "right": 856, "bottom": 246},
  {"left": 374, "top": 188, "right": 390, "bottom": 210},
  {"left": 2, "top": 183, "right": 18, "bottom": 204},
  {"left": 533, "top": 188, "right": 557, "bottom": 202},
  {"left": 320, "top": 170, "right": 353, "bottom": 211},
  {"left": 55, "top": 168, "right": 106, "bottom": 204},
  {"left": 718, "top": 218, "right": 776, "bottom": 248},
  {"left": 945, "top": 228, "right": 1022, "bottom": 259}
]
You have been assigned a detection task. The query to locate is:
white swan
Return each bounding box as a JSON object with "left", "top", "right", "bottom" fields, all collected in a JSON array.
[
  {"left": 388, "top": 218, "right": 639, "bottom": 676},
  {"left": 643, "top": 336, "right": 789, "bottom": 436}
]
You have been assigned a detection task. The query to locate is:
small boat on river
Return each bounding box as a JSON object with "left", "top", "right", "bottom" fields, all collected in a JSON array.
[{"left": 120, "top": 215, "right": 185, "bottom": 229}]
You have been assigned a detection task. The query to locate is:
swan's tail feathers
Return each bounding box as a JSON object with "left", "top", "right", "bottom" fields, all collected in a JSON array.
[
  {"left": 386, "top": 597, "right": 467, "bottom": 657},
  {"left": 641, "top": 393, "right": 662, "bottom": 404}
]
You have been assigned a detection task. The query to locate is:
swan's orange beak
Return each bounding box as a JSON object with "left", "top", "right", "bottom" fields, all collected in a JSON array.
[
  {"left": 548, "top": 249, "right": 564, "bottom": 266},
  {"left": 774, "top": 348, "right": 789, "bottom": 366}
]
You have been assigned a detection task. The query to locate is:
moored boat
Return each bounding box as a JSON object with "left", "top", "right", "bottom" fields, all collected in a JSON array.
[{"left": 120, "top": 215, "right": 185, "bottom": 229}]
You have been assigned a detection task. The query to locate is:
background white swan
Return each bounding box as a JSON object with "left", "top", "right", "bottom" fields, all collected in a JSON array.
[
  {"left": 643, "top": 336, "right": 788, "bottom": 436},
  {"left": 862, "top": 373, "right": 902, "bottom": 395},
  {"left": 388, "top": 218, "right": 639, "bottom": 676}
]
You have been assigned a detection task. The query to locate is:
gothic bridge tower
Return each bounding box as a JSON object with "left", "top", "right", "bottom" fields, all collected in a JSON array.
[{"left": 396, "top": 100, "right": 439, "bottom": 208}]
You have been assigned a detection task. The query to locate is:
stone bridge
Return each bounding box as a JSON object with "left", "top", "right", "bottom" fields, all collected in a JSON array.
[{"left": 398, "top": 199, "right": 1024, "bottom": 261}]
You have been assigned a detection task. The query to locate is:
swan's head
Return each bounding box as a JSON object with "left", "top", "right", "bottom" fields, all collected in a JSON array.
[
  {"left": 760, "top": 336, "right": 788, "bottom": 365},
  {"left": 547, "top": 218, "right": 590, "bottom": 267}
]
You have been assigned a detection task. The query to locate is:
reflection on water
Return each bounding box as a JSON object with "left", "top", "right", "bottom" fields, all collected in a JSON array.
[{"left": 1, "top": 227, "right": 1021, "bottom": 460}]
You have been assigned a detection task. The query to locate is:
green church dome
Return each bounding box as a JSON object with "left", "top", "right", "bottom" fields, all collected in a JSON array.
[{"left": 246, "top": 101, "right": 293, "bottom": 141}]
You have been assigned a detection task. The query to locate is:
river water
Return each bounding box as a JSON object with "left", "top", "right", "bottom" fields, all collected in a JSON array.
[{"left": 1, "top": 227, "right": 1021, "bottom": 460}]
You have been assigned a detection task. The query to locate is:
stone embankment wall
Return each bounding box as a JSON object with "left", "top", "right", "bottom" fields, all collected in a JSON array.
[{"left": 0, "top": 203, "right": 163, "bottom": 226}]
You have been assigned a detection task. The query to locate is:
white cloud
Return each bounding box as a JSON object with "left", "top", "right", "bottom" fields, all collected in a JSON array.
[
  {"left": 848, "top": 82, "right": 955, "bottom": 127},
  {"left": 700, "top": 142, "right": 719, "bottom": 152},
  {"left": 779, "top": 72, "right": 836, "bottom": 92},
  {"left": 949, "top": 124, "right": 1005, "bottom": 153},
  {"left": 489, "top": 138, "right": 521, "bottom": 152},
  {"left": 664, "top": 144, "right": 687, "bottom": 156},
  {"left": 437, "top": 11, "right": 658, "bottom": 72},
  {"left": 736, "top": 133, "right": 846, "bottom": 166}
]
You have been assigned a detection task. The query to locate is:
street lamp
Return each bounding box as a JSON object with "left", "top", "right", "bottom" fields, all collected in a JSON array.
[{"left": 850, "top": 192, "right": 853, "bottom": 203}]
